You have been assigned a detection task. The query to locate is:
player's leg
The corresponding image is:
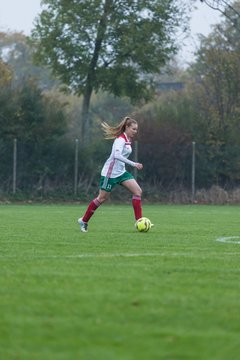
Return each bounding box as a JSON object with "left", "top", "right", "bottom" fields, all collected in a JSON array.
[
  {"left": 96, "top": 189, "right": 111, "bottom": 204},
  {"left": 121, "top": 179, "right": 142, "bottom": 220},
  {"left": 78, "top": 190, "right": 110, "bottom": 232},
  {"left": 78, "top": 176, "right": 113, "bottom": 232}
]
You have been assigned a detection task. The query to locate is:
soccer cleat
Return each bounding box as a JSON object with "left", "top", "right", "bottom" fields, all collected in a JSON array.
[
  {"left": 78, "top": 217, "right": 88, "bottom": 232},
  {"left": 150, "top": 222, "right": 154, "bottom": 228}
]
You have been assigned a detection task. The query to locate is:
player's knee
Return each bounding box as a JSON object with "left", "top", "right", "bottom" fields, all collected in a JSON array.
[
  {"left": 135, "top": 187, "right": 142, "bottom": 197},
  {"left": 97, "top": 194, "right": 109, "bottom": 204}
]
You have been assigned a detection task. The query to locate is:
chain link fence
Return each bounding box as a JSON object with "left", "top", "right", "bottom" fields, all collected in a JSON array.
[{"left": 1, "top": 138, "right": 240, "bottom": 203}]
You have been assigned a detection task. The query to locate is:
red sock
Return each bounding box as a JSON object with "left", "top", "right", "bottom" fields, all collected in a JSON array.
[
  {"left": 132, "top": 195, "right": 142, "bottom": 220},
  {"left": 82, "top": 198, "right": 101, "bottom": 223}
]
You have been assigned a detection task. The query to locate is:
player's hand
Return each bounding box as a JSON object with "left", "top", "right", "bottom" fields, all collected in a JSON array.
[{"left": 135, "top": 163, "right": 143, "bottom": 170}]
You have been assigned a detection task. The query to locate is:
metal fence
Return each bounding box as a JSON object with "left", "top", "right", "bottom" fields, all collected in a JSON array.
[{"left": 1, "top": 138, "right": 240, "bottom": 202}]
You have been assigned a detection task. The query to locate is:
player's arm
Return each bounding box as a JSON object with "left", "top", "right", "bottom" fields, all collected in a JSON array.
[{"left": 114, "top": 138, "right": 143, "bottom": 168}]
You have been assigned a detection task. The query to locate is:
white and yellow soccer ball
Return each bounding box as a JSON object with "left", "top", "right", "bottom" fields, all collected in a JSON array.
[{"left": 135, "top": 217, "right": 152, "bottom": 232}]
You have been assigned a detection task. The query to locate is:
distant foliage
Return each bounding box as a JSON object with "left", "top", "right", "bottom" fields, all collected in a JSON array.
[
  {"left": 32, "top": 0, "right": 192, "bottom": 141},
  {"left": 0, "top": 31, "right": 58, "bottom": 89},
  {"left": 1, "top": 5, "right": 240, "bottom": 200},
  {"left": 189, "top": 2, "right": 240, "bottom": 188}
]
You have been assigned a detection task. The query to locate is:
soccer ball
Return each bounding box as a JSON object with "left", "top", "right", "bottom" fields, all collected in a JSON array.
[{"left": 135, "top": 217, "right": 152, "bottom": 232}]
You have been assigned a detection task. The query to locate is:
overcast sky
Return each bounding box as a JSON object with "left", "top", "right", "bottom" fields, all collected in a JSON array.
[{"left": 0, "top": 0, "right": 222, "bottom": 67}]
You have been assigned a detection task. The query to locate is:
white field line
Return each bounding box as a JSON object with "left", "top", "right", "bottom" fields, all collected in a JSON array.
[
  {"left": 0, "top": 251, "right": 239, "bottom": 259},
  {"left": 0, "top": 252, "right": 203, "bottom": 259},
  {"left": 0, "top": 253, "right": 167, "bottom": 259},
  {"left": 216, "top": 236, "right": 240, "bottom": 245}
]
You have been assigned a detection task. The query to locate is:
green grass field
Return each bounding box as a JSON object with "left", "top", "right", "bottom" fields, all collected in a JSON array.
[{"left": 0, "top": 204, "right": 240, "bottom": 360}]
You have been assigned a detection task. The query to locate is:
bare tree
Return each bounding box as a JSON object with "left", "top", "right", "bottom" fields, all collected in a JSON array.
[
  {"left": 199, "top": 0, "right": 240, "bottom": 30},
  {"left": 202, "top": 0, "right": 240, "bottom": 50}
]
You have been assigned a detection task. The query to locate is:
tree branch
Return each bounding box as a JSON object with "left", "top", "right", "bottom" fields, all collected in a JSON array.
[{"left": 200, "top": 0, "right": 240, "bottom": 30}]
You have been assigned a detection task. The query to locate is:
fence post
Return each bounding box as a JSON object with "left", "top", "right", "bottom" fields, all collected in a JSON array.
[
  {"left": 191, "top": 141, "right": 196, "bottom": 203},
  {"left": 74, "top": 139, "right": 79, "bottom": 195},
  {"left": 134, "top": 141, "right": 138, "bottom": 180},
  {"left": 13, "top": 138, "right": 17, "bottom": 194}
]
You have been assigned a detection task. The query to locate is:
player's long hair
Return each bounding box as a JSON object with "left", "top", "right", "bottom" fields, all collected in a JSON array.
[{"left": 101, "top": 116, "right": 137, "bottom": 139}]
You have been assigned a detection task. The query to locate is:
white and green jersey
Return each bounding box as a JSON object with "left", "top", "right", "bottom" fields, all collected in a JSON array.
[{"left": 101, "top": 133, "right": 136, "bottom": 178}]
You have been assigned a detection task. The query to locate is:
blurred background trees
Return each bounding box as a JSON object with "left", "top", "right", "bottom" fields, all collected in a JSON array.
[
  {"left": 189, "top": 0, "right": 240, "bottom": 187},
  {"left": 0, "top": 0, "right": 240, "bottom": 201},
  {"left": 31, "top": 0, "right": 193, "bottom": 142}
]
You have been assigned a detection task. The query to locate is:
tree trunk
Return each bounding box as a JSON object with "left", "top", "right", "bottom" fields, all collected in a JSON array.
[
  {"left": 81, "top": 82, "right": 92, "bottom": 145},
  {"left": 80, "top": 0, "right": 112, "bottom": 144}
]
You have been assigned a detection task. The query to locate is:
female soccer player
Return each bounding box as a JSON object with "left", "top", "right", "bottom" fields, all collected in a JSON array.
[{"left": 78, "top": 116, "right": 144, "bottom": 232}]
